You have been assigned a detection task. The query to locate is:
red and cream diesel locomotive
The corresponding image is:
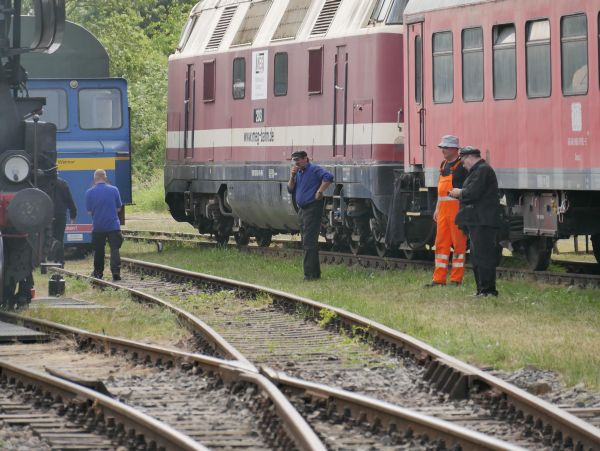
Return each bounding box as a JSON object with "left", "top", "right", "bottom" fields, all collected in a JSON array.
[
  {"left": 165, "top": 0, "right": 600, "bottom": 269},
  {"left": 165, "top": 0, "right": 409, "bottom": 255}
]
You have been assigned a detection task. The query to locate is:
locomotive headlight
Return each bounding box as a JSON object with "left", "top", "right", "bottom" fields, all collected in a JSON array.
[{"left": 2, "top": 155, "right": 31, "bottom": 183}]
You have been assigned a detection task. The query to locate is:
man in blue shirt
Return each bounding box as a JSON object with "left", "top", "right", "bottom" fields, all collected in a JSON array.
[
  {"left": 85, "top": 169, "right": 123, "bottom": 281},
  {"left": 287, "top": 150, "right": 333, "bottom": 280}
]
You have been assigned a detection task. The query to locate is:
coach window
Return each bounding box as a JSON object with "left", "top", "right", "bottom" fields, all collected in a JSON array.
[
  {"left": 232, "top": 57, "right": 245, "bottom": 99},
  {"left": 462, "top": 27, "right": 484, "bottom": 101},
  {"left": 274, "top": 52, "right": 288, "bottom": 96},
  {"left": 415, "top": 35, "right": 422, "bottom": 104},
  {"left": 79, "top": 89, "right": 122, "bottom": 129},
  {"left": 433, "top": 31, "right": 453, "bottom": 103},
  {"left": 493, "top": 24, "right": 517, "bottom": 100},
  {"left": 203, "top": 60, "right": 216, "bottom": 102},
  {"left": 526, "top": 20, "right": 551, "bottom": 98},
  {"left": 28, "top": 89, "right": 68, "bottom": 130},
  {"left": 308, "top": 46, "right": 323, "bottom": 95},
  {"left": 561, "top": 14, "right": 588, "bottom": 96}
]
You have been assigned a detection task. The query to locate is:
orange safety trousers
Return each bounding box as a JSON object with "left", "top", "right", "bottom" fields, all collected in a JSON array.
[{"left": 433, "top": 172, "right": 467, "bottom": 284}]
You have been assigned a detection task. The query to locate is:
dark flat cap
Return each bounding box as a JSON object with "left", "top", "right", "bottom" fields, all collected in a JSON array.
[
  {"left": 291, "top": 150, "right": 307, "bottom": 159},
  {"left": 459, "top": 146, "right": 481, "bottom": 157}
]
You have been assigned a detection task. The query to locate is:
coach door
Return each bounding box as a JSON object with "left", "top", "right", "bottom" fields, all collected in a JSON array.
[
  {"left": 406, "top": 21, "right": 425, "bottom": 166},
  {"left": 184, "top": 64, "right": 195, "bottom": 159}
]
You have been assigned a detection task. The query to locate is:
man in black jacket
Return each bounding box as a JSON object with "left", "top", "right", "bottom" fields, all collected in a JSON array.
[
  {"left": 52, "top": 176, "right": 77, "bottom": 264},
  {"left": 449, "top": 147, "right": 501, "bottom": 296}
]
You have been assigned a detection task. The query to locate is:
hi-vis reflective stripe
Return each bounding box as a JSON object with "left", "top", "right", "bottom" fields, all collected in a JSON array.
[
  {"left": 435, "top": 254, "right": 449, "bottom": 260},
  {"left": 438, "top": 196, "right": 458, "bottom": 201},
  {"left": 454, "top": 254, "right": 465, "bottom": 260},
  {"left": 452, "top": 262, "right": 465, "bottom": 267},
  {"left": 58, "top": 157, "right": 129, "bottom": 171},
  {"left": 435, "top": 262, "right": 448, "bottom": 268}
]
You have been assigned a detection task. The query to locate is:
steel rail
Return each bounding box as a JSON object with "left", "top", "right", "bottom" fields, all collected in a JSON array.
[
  {"left": 0, "top": 359, "right": 208, "bottom": 451},
  {"left": 263, "top": 368, "right": 526, "bottom": 451},
  {"left": 121, "top": 230, "right": 600, "bottom": 288},
  {"left": 56, "top": 268, "right": 253, "bottom": 367},
  {"left": 0, "top": 311, "right": 326, "bottom": 451},
  {"left": 113, "top": 257, "right": 600, "bottom": 449},
  {"left": 2, "top": 313, "right": 523, "bottom": 450}
]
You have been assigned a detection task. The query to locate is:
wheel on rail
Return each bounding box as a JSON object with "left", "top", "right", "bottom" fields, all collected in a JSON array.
[
  {"left": 255, "top": 231, "right": 272, "bottom": 247},
  {"left": 402, "top": 249, "right": 421, "bottom": 260},
  {"left": 370, "top": 218, "right": 389, "bottom": 257},
  {"left": 525, "top": 236, "right": 552, "bottom": 271},
  {"left": 234, "top": 229, "right": 250, "bottom": 246},
  {"left": 349, "top": 237, "right": 369, "bottom": 256},
  {"left": 592, "top": 234, "right": 600, "bottom": 265},
  {"left": 214, "top": 231, "right": 230, "bottom": 247}
]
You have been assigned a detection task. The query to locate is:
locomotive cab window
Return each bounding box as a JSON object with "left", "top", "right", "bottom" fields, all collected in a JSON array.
[
  {"left": 177, "top": 16, "right": 197, "bottom": 51},
  {"left": 462, "top": 27, "right": 484, "bottom": 102},
  {"left": 274, "top": 52, "right": 288, "bottom": 96},
  {"left": 561, "top": 14, "right": 588, "bottom": 96},
  {"left": 79, "top": 89, "right": 122, "bottom": 130},
  {"left": 232, "top": 57, "right": 245, "bottom": 99},
  {"left": 308, "top": 46, "right": 323, "bottom": 95},
  {"left": 526, "top": 19, "right": 551, "bottom": 98},
  {"left": 432, "top": 31, "right": 453, "bottom": 103},
  {"left": 386, "top": 0, "right": 409, "bottom": 25},
  {"left": 28, "top": 88, "right": 68, "bottom": 130},
  {"left": 493, "top": 24, "right": 517, "bottom": 100},
  {"left": 370, "top": 0, "right": 393, "bottom": 23}
]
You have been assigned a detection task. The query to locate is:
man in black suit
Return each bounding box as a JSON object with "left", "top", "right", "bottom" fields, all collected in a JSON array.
[
  {"left": 449, "top": 146, "right": 501, "bottom": 297},
  {"left": 52, "top": 176, "right": 77, "bottom": 264}
]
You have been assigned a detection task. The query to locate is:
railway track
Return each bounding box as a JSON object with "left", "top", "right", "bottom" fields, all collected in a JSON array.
[
  {"left": 0, "top": 312, "right": 522, "bottom": 451},
  {"left": 0, "top": 341, "right": 206, "bottom": 451},
  {"left": 52, "top": 260, "right": 600, "bottom": 449},
  {"left": 121, "top": 230, "right": 600, "bottom": 288},
  {"left": 0, "top": 315, "right": 322, "bottom": 451}
]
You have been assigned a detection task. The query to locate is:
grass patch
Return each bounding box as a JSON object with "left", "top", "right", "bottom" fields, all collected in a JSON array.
[
  {"left": 119, "top": 240, "right": 600, "bottom": 389},
  {"left": 25, "top": 269, "right": 188, "bottom": 347},
  {"left": 129, "top": 170, "right": 168, "bottom": 214}
]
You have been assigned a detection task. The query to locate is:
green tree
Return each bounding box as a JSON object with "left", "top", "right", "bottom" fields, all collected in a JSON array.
[{"left": 63, "top": 0, "right": 197, "bottom": 177}]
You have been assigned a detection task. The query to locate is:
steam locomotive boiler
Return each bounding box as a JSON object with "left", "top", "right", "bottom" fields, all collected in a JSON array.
[{"left": 0, "top": 0, "right": 65, "bottom": 308}]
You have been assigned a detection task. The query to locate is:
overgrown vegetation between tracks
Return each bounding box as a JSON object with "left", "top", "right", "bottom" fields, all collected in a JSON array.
[
  {"left": 24, "top": 271, "right": 188, "bottom": 346},
  {"left": 113, "top": 240, "right": 600, "bottom": 390},
  {"left": 23, "top": 238, "right": 600, "bottom": 390}
]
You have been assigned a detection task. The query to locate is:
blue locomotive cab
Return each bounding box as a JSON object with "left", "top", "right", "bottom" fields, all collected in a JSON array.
[{"left": 27, "top": 78, "right": 131, "bottom": 247}]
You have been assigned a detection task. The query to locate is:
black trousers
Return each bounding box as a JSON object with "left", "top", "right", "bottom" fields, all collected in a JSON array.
[
  {"left": 92, "top": 231, "right": 123, "bottom": 277},
  {"left": 298, "top": 200, "right": 324, "bottom": 279},
  {"left": 468, "top": 225, "right": 498, "bottom": 295},
  {"left": 52, "top": 216, "right": 67, "bottom": 264}
]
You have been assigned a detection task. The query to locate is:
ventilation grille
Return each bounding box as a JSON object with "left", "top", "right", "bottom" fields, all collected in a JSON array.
[
  {"left": 232, "top": 0, "right": 273, "bottom": 46},
  {"left": 311, "top": 0, "right": 342, "bottom": 36},
  {"left": 272, "top": 0, "right": 311, "bottom": 40},
  {"left": 206, "top": 6, "right": 237, "bottom": 50}
]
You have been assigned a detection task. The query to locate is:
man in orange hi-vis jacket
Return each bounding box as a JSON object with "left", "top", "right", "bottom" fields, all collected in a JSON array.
[{"left": 425, "top": 135, "right": 468, "bottom": 287}]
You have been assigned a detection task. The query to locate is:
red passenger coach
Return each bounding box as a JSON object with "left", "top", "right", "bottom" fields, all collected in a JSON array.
[
  {"left": 404, "top": 0, "right": 600, "bottom": 269},
  {"left": 165, "top": 0, "right": 411, "bottom": 254}
]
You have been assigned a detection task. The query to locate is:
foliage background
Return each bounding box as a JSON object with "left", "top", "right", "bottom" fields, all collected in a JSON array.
[{"left": 64, "top": 0, "right": 197, "bottom": 179}]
